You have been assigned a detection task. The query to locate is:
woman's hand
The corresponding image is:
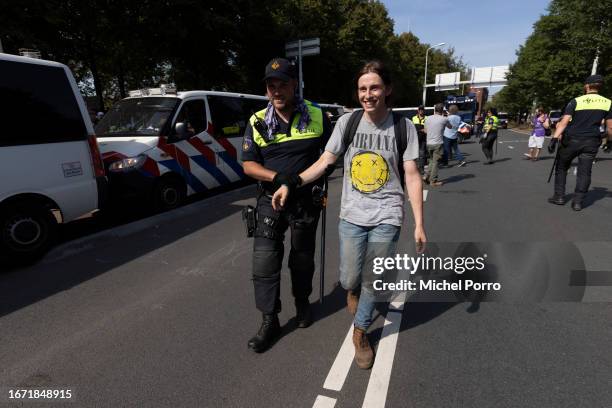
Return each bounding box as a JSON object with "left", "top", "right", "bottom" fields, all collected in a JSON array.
[
  {"left": 414, "top": 225, "right": 427, "bottom": 254},
  {"left": 272, "top": 185, "right": 290, "bottom": 211}
]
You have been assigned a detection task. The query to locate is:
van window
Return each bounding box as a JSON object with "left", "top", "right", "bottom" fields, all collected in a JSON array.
[
  {"left": 173, "top": 99, "right": 206, "bottom": 138},
  {"left": 96, "top": 97, "right": 179, "bottom": 137},
  {"left": 208, "top": 95, "right": 267, "bottom": 138},
  {"left": 0, "top": 60, "right": 87, "bottom": 147}
]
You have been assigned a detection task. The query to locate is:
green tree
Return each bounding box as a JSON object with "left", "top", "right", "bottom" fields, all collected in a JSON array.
[{"left": 496, "top": 0, "right": 611, "bottom": 114}]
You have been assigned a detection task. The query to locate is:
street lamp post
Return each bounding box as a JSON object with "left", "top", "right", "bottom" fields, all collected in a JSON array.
[{"left": 422, "top": 42, "right": 445, "bottom": 107}]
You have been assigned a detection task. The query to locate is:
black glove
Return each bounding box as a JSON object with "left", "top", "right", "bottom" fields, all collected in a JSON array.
[
  {"left": 273, "top": 172, "right": 302, "bottom": 190},
  {"left": 547, "top": 138, "right": 558, "bottom": 154},
  {"left": 602, "top": 143, "right": 611, "bottom": 153}
]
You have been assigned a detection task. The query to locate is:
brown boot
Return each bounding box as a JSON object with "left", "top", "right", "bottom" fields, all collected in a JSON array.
[
  {"left": 352, "top": 326, "right": 374, "bottom": 369},
  {"left": 347, "top": 290, "right": 360, "bottom": 316}
]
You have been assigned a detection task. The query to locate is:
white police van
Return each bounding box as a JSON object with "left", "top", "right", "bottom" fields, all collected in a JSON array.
[
  {"left": 0, "top": 53, "right": 106, "bottom": 264},
  {"left": 95, "top": 89, "right": 268, "bottom": 210}
]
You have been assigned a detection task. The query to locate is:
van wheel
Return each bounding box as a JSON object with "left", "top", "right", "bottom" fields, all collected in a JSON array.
[
  {"left": 154, "top": 177, "right": 185, "bottom": 211},
  {"left": 0, "top": 203, "right": 58, "bottom": 265}
]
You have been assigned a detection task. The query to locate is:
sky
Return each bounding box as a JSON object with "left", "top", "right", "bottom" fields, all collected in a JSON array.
[{"left": 382, "top": 0, "right": 552, "bottom": 69}]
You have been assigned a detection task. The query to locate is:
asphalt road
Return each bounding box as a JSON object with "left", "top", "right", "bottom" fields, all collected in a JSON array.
[{"left": 1, "top": 129, "right": 611, "bottom": 407}]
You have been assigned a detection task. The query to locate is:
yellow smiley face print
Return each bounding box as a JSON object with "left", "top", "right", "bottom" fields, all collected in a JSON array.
[{"left": 350, "top": 151, "right": 390, "bottom": 194}]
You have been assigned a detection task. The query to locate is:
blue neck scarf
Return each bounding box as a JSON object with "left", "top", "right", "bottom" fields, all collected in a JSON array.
[{"left": 263, "top": 96, "right": 310, "bottom": 140}]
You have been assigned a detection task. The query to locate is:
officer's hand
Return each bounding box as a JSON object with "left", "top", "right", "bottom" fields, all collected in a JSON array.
[
  {"left": 273, "top": 172, "right": 302, "bottom": 190},
  {"left": 547, "top": 138, "right": 558, "bottom": 154},
  {"left": 272, "top": 185, "right": 289, "bottom": 211},
  {"left": 602, "top": 143, "right": 611, "bottom": 153},
  {"left": 414, "top": 225, "right": 427, "bottom": 254}
]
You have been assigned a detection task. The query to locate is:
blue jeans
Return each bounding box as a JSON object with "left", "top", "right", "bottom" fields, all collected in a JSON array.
[
  {"left": 338, "top": 219, "right": 400, "bottom": 330},
  {"left": 442, "top": 136, "right": 464, "bottom": 163}
]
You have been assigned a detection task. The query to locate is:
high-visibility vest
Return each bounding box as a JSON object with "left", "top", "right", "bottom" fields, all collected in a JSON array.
[
  {"left": 412, "top": 114, "right": 425, "bottom": 126},
  {"left": 575, "top": 93, "right": 612, "bottom": 111},
  {"left": 249, "top": 100, "right": 324, "bottom": 147},
  {"left": 485, "top": 115, "right": 499, "bottom": 132}
]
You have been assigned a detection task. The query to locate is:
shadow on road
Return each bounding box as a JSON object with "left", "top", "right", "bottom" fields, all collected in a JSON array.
[
  {"left": 582, "top": 187, "right": 612, "bottom": 209},
  {"left": 0, "top": 183, "right": 258, "bottom": 317},
  {"left": 442, "top": 174, "right": 476, "bottom": 184}
]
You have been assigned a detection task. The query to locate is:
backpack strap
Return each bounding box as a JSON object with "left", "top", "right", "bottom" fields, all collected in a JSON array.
[
  {"left": 392, "top": 112, "right": 408, "bottom": 188},
  {"left": 341, "top": 110, "right": 364, "bottom": 155}
]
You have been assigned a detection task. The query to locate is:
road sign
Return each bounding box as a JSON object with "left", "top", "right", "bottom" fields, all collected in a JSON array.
[
  {"left": 285, "top": 38, "right": 320, "bottom": 58},
  {"left": 435, "top": 72, "right": 460, "bottom": 91},
  {"left": 284, "top": 38, "right": 320, "bottom": 99},
  {"left": 286, "top": 47, "right": 320, "bottom": 58},
  {"left": 285, "top": 38, "right": 320, "bottom": 50},
  {"left": 470, "top": 66, "right": 509, "bottom": 88}
]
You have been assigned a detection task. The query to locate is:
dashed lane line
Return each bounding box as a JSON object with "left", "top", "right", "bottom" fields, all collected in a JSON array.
[
  {"left": 361, "top": 292, "right": 407, "bottom": 408},
  {"left": 322, "top": 323, "right": 355, "bottom": 392},
  {"left": 316, "top": 292, "right": 408, "bottom": 408},
  {"left": 313, "top": 395, "right": 337, "bottom": 408}
]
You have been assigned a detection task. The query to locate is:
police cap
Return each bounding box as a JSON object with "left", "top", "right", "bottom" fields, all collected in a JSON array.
[
  {"left": 263, "top": 58, "right": 297, "bottom": 82},
  {"left": 584, "top": 74, "right": 603, "bottom": 85}
]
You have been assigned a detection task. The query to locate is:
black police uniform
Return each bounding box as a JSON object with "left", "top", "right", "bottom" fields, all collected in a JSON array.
[
  {"left": 553, "top": 91, "right": 612, "bottom": 206},
  {"left": 241, "top": 109, "right": 332, "bottom": 316}
]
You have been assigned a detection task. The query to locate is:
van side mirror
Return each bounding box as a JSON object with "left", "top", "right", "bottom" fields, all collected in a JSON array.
[{"left": 174, "top": 122, "right": 188, "bottom": 140}]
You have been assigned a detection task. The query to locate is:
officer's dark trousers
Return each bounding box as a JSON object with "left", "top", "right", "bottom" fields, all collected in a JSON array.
[
  {"left": 252, "top": 194, "right": 320, "bottom": 314},
  {"left": 554, "top": 137, "right": 600, "bottom": 201},
  {"left": 481, "top": 131, "right": 497, "bottom": 161},
  {"left": 418, "top": 131, "right": 427, "bottom": 173}
]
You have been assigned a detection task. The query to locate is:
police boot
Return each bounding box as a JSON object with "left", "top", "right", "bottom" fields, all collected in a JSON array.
[
  {"left": 571, "top": 200, "right": 583, "bottom": 211},
  {"left": 547, "top": 194, "right": 566, "bottom": 205},
  {"left": 295, "top": 298, "right": 312, "bottom": 328},
  {"left": 248, "top": 313, "right": 280, "bottom": 353},
  {"left": 352, "top": 326, "right": 374, "bottom": 369},
  {"left": 347, "top": 289, "right": 360, "bottom": 316}
]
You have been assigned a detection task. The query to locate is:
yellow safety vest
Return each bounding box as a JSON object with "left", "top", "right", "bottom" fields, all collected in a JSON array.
[
  {"left": 249, "top": 100, "right": 324, "bottom": 148},
  {"left": 574, "top": 94, "right": 612, "bottom": 112},
  {"left": 484, "top": 115, "right": 499, "bottom": 132},
  {"left": 412, "top": 115, "right": 425, "bottom": 126}
]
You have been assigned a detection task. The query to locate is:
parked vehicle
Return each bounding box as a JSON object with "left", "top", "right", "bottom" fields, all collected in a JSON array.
[
  {"left": 95, "top": 89, "right": 269, "bottom": 210},
  {"left": 498, "top": 112, "right": 509, "bottom": 129},
  {"left": 549, "top": 110, "right": 563, "bottom": 128},
  {"left": 0, "top": 53, "right": 106, "bottom": 264},
  {"left": 319, "top": 103, "right": 345, "bottom": 125}
]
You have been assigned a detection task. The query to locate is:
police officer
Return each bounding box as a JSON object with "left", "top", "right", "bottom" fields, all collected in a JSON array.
[
  {"left": 547, "top": 75, "right": 612, "bottom": 211},
  {"left": 412, "top": 105, "right": 427, "bottom": 173},
  {"left": 241, "top": 58, "right": 332, "bottom": 352},
  {"left": 480, "top": 107, "right": 499, "bottom": 164}
]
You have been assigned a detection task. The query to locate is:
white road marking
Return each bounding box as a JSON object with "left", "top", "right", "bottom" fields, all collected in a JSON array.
[
  {"left": 361, "top": 307, "right": 404, "bottom": 408},
  {"left": 313, "top": 395, "right": 337, "bottom": 408},
  {"left": 322, "top": 324, "right": 356, "bottom": 391},
  {"left": 319, "top": 294, "right": 409, "bottom": 407},
  {"left": 508, "top": 146, "right": 515, "bottom": 149}
]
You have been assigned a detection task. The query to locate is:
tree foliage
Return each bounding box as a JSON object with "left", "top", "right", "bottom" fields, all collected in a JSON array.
[
  {"left": 0, "top": 0, "right": 466, "bottom": 108},
  {"left": 495, "top": 0, "right": 611, "bottom": 114}
]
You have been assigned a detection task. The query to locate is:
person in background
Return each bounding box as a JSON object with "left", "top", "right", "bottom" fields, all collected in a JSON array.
[
  {"left": 480, "top": 108, "right": 499, "bottom": 164},
  {"left": 442, "top": 104, "right": 467, "bottom": 167},
  {"left": 412, "top": 105, "right": 427, "bottom": 173},
  {"left": 524, "top": 107, "right": 549, "bottom": 161},
  {"left": 423, "top": 103, "right": 450, "bottom": 185}
]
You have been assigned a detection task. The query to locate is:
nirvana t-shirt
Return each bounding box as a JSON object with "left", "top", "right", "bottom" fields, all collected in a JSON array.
[{"left": 325, "top": 112, "right": 419, "bottom": 227}]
